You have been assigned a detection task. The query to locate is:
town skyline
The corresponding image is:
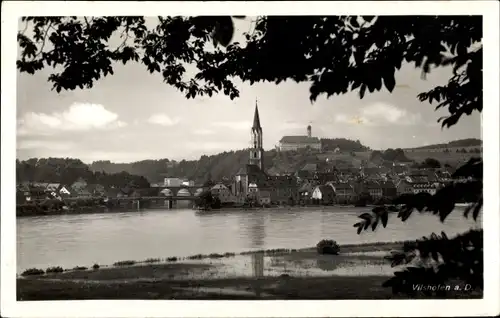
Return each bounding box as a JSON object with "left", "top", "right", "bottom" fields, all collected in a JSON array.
[{"left": 16, "top": 17, "right": 482, "bottom": 163}]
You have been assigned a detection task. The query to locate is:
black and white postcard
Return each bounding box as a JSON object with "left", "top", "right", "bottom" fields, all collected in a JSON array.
[{"left": 1, "top": 1, "right": 499, "bottom": 317}]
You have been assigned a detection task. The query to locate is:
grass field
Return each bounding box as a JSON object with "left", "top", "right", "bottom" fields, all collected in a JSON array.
[{"left": 17, "top": 242, "right": 482, "bottom": 300}]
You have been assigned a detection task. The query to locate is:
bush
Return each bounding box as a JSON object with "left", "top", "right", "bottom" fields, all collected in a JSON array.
[
  {"left": 21, "top": 268, "right": 45, "bottom": 276},
  {"left": 316, "top": 239, "right": 340, "bottom": 255},
  {"left": 208, "top": 253, "right": 224, "bottom": 259},
  {"left": 72, "top": 266, "right": 88, "bottom": 271},
  {"left": 46, "top": 266, "right": 64, "bottom": 273},
  {"left": 92, "top": 263, "right": 100, "bottom": 270},
  {"left": 166, "top": 257, "right": 178, "bottom": 262},
  {"left": 113, "top": 260, "right": 136, "bottom": 266},
  {"left": 144, "top": 258, "right": 161, "bottom": 263}
]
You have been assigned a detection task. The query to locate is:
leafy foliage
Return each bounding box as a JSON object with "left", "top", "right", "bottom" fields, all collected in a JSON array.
[
  {"left": 18, "top": 15, "right": 484, "bottom": 298},
  {"left": 320, "top": 138, "right": 369, "bottom": 152},
  {"left": 370, "top": 148, "right": 410, "bottom": 163},
  {"left": 18, "top": 16, "right": 481, "bottom": 126},
  {"left": 194, "top": 190, "right": 220, "bottom": 210},
  {"left": 382, "top": 230, "right": 482, "bottom": 296},
  {"left": 415, "top": 158, "right": 442, "bottom": 169},
  {"left": 354, "top": 157, "right": 483, "bottom": 297},
  {"left": 16, "top": 158, "right": 150, "bottom": 188}
]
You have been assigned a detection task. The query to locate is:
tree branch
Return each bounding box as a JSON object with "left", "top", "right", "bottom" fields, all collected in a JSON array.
[{"left": 32, "top": 22, "right": 53, "bottom": 60}]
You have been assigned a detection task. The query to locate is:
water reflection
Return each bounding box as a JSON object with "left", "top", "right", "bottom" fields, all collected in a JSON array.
[
  {"left": 17, "top": 207, "right": 481, "bottom": 271},
  {"left": 246, "top": 213, "right": 266, "bottom": 249},
  {"left": 316, "top": 257, "right": 341, "bottom": 272},
  {"left": 251, "top": 253, "right": 264, "bottom": 277},
  {"left": 251, "top": 253, "right": 265, "bottom": 297}
]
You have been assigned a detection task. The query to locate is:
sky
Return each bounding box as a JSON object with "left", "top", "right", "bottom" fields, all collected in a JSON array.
[{"left": 16, "top": 17, "right": 482, "bottom": 163}]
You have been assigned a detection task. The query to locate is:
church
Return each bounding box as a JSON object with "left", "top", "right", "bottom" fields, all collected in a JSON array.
[{"left": 232, "top": 102, "right": 299, "bottom": 204}]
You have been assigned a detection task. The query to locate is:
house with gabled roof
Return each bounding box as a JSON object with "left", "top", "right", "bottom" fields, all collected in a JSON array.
[
  {"left": 328, "top": 182, "right": 355, "bottom": 204},
  {"left": 311, "top": 185, "right": 335, "bottom": 205}
]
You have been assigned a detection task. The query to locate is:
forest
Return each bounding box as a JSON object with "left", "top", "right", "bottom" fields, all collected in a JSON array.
[{"left": 16, "top": 138, "right": 480, "bottom": 185}]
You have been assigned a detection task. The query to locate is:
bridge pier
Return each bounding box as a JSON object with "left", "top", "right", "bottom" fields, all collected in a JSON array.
[{"left": 164, "top": 199, "right": 177, "bottom": 209}]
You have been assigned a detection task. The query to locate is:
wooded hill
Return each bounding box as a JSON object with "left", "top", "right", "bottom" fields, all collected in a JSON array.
[
  {"left": 407, "top": 138, "right": 482, "bottom": 150},
  {"left": 16, "top": 138, "right": 481, "bottom": 185}
]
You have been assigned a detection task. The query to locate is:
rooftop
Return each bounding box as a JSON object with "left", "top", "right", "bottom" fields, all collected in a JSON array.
[{"left": 279, "top": 136, "right": 321, "bottom": 144}]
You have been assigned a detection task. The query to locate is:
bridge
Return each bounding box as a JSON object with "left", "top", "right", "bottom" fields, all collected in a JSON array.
[
  {"left": 156, "top": 185, "right": 205, "bottom": 197},
  {"left": 109, "top": 196, "right": 198, "bottom": 209},
  {"left": 113, "top": 196, "right": 198, "bottom": 201}
]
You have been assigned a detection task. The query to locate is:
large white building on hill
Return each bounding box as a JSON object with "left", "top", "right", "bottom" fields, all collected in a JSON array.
[{"left": 278, "top": 125, "right": 321, "bottom": 151}]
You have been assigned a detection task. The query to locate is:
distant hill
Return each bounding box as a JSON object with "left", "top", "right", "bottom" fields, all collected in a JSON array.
[
  {"left": 90, "top": 148, "right": 331, "bottom": 184},
  {"left": 320, "top": 138, "right": 370, "bottom": 152},
  {"left": 16, "top": 138, "right": 372, "bottom": 185},
  {"left": 408, "top": 138, "right": 482, "bottom": 150}
]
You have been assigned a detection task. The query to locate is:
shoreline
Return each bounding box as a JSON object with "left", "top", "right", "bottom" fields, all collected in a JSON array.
[
  {"left": 17, "top": 204, "right": 377, "bottom": 218},
  {"left": 17, "top": 239, "right": 483, "bottom": 300},
  {"left": 19, "top": 240, "right": 404, "bottom": 277}
]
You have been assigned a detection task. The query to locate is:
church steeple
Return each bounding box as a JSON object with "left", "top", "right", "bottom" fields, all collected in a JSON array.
[
  {"left": 249, "top": 99, "right": 264, "bottom": 171},
  {"left": 252, "top": 100, "right": 261, "bottom": 131}
]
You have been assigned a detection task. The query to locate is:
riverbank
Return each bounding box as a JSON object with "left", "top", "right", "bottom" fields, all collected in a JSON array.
[
  {"left": 17, "top": 203, "right": 378, "bottom": 218},
  {"left": 17, "top": 241, "right": 482, "bottom": 300}
]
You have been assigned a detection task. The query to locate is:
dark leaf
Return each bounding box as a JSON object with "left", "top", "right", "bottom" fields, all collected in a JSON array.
[
  {"left": 383, "top": 69, "right": 396, "bottom": 92},
  {"left": 472, "top": 198, "right": 482, "bottom": 221},
  {"left": 359, "top": 213, "right": 372, "bottom": 221},
  {"left": 380, "top": 211, "right": 388, "bottom": 228},
  {"left": 357, "top": 225, "right": 363, "bottom": 235},
  {"left": 363, "top": 219, "right": 371, "bottom": 230},
  {"left": 359, "top": 84, "right": 366, "bottom": 99}
]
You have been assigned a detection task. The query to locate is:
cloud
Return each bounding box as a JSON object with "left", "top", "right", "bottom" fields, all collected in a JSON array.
[
  {"left": 193, "top": 129, "right": 215, "bottom": 135},
  {"left": 147, "top": 113, "right": 181, "bottom": 126},
  {"left": 17, "top": 103, "right": 127, "bottom": 136},
  {"left": 211, "top": 121, "right": 251, "bottom": 131},
  {"left": 335, "top": 103, "right": 422, "bottom": 126},
  {"left": 17, "top": 140, "right": 76, "bottom": 151}
]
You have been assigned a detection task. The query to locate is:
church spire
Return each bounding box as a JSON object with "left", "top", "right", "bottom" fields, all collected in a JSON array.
[
  {"left": 252, "top": 99, "right": 261, "bottom": 130},
  {"left": 249, "top": 98, "right": 264, "bottom": 171}
]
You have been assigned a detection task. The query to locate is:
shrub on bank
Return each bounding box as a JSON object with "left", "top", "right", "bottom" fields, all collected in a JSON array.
[
  {"left": 166, "top": 257, "right": 178, "bottom": 262},
  {"left": 187, "top": 254, "right": 204, "bottom": 260},
  {"left": 113, "top": 260, "right": 136, "bottom": 266},
  {"left": 72, "top": 266, "right": 88, "bottom": 271},
  {"left": 46, "top": 266, "right": 64, "bottom": 273},
  {"left": 92, "top": 263, "right": 100, "bottom": 270},
  {"left": 21, "top": 268, "right": 45, "bottom": 276},
  {"left": 316, "top": 239, "right": 340, "bottom": 255},
  {"left": 144, "top": 258, "right": 161, "bottom": 263},
  {"left": 208, "top": 253, "right": 224, "bottom": 259}
]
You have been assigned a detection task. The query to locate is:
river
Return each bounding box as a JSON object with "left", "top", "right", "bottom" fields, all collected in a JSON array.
[{"left": 17, "top": 206, "right": 482, "bottom": 272}]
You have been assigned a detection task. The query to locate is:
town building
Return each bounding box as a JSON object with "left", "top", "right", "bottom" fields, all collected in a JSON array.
[
  {"left": 278, "top": 125, "right": 322, "bottom": 151},
  {"left": 233, "top": 102, "right": 268, "bottom": 198},
  {"left": 210, "top": 183, "right": 235, "bottom": 203},
  {"left": 366, "top": 181, "right": 383, "bottom": 199},
  {"left": 164, "top": 177, "right": 183, "bottom": 187},
  {"left": 412, "top": 182, "right": 442, "bottom": 195},
  {"left": 233, "top": 101, "right": 299, "bottom": 205},
  {"left": 311, "top": 185, "right": 335, "bottom": 205},
  {"left": 329, "top": 182, "right": 355, "bottom": 204}
]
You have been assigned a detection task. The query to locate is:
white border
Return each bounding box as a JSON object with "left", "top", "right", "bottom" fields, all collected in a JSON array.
[{"left": 1, "top": 1, "right": 499, "bottom": 317}]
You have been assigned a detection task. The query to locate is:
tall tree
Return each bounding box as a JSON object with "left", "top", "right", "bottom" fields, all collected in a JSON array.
[{"left": 18, "top": 16, "right": 481, "bottom": 127}]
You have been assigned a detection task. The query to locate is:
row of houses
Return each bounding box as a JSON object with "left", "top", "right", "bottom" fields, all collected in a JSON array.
[{"left": 16, "top": 180, "right": 160, "bottom": 204}]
